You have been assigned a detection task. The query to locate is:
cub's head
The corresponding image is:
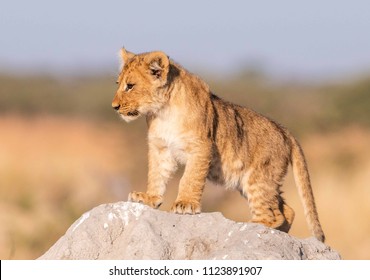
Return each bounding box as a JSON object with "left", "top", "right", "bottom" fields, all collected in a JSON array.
[{"left": 112, "top": 48, "right": 170, "bottom": 122}]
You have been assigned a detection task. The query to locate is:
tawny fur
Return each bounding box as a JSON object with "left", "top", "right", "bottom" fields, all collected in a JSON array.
[{"left": 112, "top": 49, "right": 325, "bottom": 242}]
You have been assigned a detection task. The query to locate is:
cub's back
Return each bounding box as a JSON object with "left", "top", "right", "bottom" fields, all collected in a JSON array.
[{"left": 208, "top": 94, "right": 291, "bottom": 162}]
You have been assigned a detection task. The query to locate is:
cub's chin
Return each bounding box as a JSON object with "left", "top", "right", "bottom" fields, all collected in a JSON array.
[
  {"left": 119, "top": 114, "right": 140, "bottom": 123},
  {"left": 119, "top": 111, "right": 141, "bottom": 123}
]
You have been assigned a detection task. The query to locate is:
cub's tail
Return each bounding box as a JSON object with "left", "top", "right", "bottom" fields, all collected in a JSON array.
[{"left": 290, "top": 136, "right": 325, "bottom": 242}]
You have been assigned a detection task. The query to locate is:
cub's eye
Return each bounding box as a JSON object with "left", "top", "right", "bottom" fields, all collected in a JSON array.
[{"left": 125, "top": 83, "right": 134, "bottom": 91}]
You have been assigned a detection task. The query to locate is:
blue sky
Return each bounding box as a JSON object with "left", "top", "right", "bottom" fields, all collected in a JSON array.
[{"left": 1, "top": 0, "right": 370, "bottom": 80}]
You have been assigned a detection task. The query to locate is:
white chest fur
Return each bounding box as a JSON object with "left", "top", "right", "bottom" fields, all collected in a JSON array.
[{"left": 148, "top": 107, "right": 188, "bottom": 164}]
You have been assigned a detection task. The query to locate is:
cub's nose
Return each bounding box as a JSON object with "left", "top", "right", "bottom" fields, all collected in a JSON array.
[{"left": 112, "top": 102, "right": 120, "bottom": 111}]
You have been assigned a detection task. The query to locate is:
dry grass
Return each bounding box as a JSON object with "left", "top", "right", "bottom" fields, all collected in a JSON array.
[
  {"left": 0, "top": 115, "right": 141, "bottom": 259},
  {"left": 0, "top": 115, "right": 369, "bottom": 259}
]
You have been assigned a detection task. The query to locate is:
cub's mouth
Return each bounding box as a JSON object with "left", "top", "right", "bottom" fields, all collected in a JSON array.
[
  {"left": 118, "top": 109, "right": 141, "bottom": 123},
  {"left": 126, "top": 110, "right": 139, "bottom": 117}
]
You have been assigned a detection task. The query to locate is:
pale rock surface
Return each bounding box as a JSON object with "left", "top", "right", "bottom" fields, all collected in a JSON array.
[{"left": 38, "top": 201, "right": 340, "bottom": 260}]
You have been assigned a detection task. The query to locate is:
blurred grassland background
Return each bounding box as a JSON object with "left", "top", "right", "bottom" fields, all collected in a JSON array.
[{"left": 0, "top": 71, "right": 369, "bottom": 259}]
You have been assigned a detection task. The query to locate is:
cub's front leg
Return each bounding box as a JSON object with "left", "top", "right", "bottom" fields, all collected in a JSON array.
[
  {"left": 171, "top": 142, "right": 212, "bottom": 214},
  {"left": 128, "top": 140, "right": 177, "bottom": 208}
]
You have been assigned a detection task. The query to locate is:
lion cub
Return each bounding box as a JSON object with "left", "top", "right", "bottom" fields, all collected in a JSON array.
[{"left": 112, "top": 48, "right": 325, "bottom": 242}]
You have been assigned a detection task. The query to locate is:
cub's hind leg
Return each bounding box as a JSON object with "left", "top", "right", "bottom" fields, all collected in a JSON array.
[
  {"left": 242, "top": 176, "right": 294, "bottom": 233},
  {"left": 281, "top": 201, "right": 295, "bottom": 232}
]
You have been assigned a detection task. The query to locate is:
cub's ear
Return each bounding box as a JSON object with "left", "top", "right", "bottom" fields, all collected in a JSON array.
[
  {"left": 119, "top": 48, "right": 135, "bottom": 68},
  {"left": 144, "top": 51, "right": 170, "bottom": 80}
]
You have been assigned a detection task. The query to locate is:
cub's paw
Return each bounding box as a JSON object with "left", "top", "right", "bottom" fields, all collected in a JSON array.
[
  {"left": 171, "top": 200, "right": 201, "bottom": 214},
  {"left": 128, "top": 192, "right": 163, "bottom": 208}
]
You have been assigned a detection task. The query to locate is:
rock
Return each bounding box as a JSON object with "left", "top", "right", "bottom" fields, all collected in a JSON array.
[{"left": 38, "top": 201, "right": 340, "bottom": 260}]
